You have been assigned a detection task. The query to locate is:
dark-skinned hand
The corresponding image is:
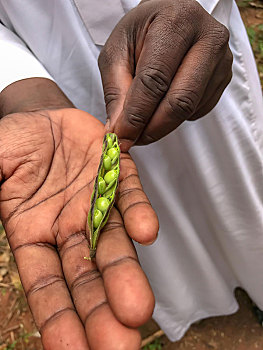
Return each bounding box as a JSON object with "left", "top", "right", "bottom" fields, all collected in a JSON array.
[
  {"left": 0, "top": 79, "right": 158, "bottom": 350},
  {"left": 99, "top": 0, "right": 233, "bottom": 151}
]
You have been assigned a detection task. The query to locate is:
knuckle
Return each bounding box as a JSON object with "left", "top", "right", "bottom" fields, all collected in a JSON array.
[
  {"left": 101, "top": 256, "right": 139, "bottom": 275},
  {"left": 126, "top": 111, "right": 147, "bottom": 129},
  {"left": 84, "top": 301, "right": 108, "bottom": 325},
  {"left": 166, "top": 90, "right": 198, "bottom": 120},
  {"left": 225, "top": 48, "right": 233, "bottom": 68},
  {"left": 184, "top": 0, "right": 202, "bottom": 19},
  {"left": 57, "top": 231, "right": 86, "bottom": 259},
  {"left": 138, "top": 68, "right": 169, "bottom": 98},
  {"left": 219, "top": 49, "right": 233, "bottom": 85},
  {"left": 104, "top": 86, "right": 122, "bottom": 106},
  {"left": 160, "top": 0, "right": 198, "bottom": 22},
  {"left": 70, "top": 269, "right": 101, "bottom": 293},
  {"left": 218, "top": 25, "right": 230, "bottom": 45},
  {"left": 102, "top": 220, "right": 124, "bottom": 233},
  {"left": 26, "top": 274, "right": 64, "bottom": 298},
  {"left": 220, "top": 25, "right": 230, "bottom": 42},
  {"left": 98, "top": 44, "right": 115, "bottom": 69},
  {"left": 39, "top": 307, "right": 75, "bottom": 332},
  {"left": 98, "top": 32, "right": 128, "bottom": 70},
  {"left": 211, "top": 25, "right": 230, "bottom": 50},
  {"left": 139, "top": 133, "right": 158, "bottom": 145}
]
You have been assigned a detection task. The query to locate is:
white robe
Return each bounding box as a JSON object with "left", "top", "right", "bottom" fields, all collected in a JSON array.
[{"left": 0, "top": 0, "right": 262, "bottom": 341}]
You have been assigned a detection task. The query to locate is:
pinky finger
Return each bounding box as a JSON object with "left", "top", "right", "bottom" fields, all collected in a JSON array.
[
  {"left": 12, "top": 242, "right": 89, "bottom": 350},
  {"left": 189, "top": 47, "right": 233, "bottom": 120},
  {"left": 191, "top": 62, "right": 233, "bottom": 120}
]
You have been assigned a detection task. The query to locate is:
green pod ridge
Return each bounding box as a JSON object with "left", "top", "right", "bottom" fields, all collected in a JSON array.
[
  {"left": 86, "top": 133, "right": 120, "bottom": 260},
  {"left": 103, "top": 185, "right": 115, "bottom": 199}
]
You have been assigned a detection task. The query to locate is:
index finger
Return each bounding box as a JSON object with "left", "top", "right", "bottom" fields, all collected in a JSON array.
[{"left": 111, "top": 18, "right": 192, "bottom": 151}]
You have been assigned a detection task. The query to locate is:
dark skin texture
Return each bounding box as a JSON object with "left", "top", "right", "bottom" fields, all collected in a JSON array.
[
  {"left": 99, "top": 0, "right": 233, "bottom": 151},
  {"left": 0, "top": 79, "right": 159, "bottom": 350}
]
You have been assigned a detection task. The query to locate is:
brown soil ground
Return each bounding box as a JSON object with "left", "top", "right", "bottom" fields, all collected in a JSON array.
[
  {"left": 0, "top": 2, "right": 262, "bottom": 350},
  {"left": 140, "top": 289, "right": 263, "bottom": 350}
]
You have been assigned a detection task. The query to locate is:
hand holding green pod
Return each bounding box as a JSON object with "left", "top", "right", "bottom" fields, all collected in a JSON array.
[{"left": 85, "top": 133, "right": 120, "bottom": 259}]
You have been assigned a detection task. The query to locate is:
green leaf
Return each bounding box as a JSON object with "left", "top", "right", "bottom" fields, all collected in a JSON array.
[{"left": 247, "top": 27, "right": 256, "bottom": 45}]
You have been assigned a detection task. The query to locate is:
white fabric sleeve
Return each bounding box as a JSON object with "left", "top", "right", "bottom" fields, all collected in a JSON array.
[
  {"left": 0, "top": 23, "right": 54, "bottom": 93},
  {"left": 195, "top": 0, "right": 232, "bottom": 28}
]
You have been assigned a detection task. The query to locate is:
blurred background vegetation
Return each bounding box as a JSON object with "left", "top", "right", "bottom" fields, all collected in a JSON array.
[{"left": 238, "top": 0, "right": 263, "bottom": 86}]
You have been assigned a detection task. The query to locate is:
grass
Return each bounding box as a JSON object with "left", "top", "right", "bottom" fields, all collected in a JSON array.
[
  {"left": 142, "top": 339, "right": 163, "bottom": 350},
  {"left": 247, "top": 23, "right": 263, "bottom": 84},
  {"left": 237, "top": 0, "right": 263, "bottom": 86},
  {"left": 1, "top": 332, "right": 35, "bottom": 350},
  {"left": 237, "top": 0, "right": 254, "bottom": 7}
]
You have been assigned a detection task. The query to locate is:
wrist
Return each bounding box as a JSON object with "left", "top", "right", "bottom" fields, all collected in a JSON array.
[{"left": 0, "top": 78, "right": 74, "bottom": 117}]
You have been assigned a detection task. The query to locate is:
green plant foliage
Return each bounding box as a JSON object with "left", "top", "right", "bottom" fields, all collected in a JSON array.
[
  {"left": 246, "top": 23, "right": 263, "bottom": 86},
  {"left": 247, "top": 26, "right": 256, "bottom": 44},
  {"left": 237, "top": 0, "right": 254, "bottom": 7},
  {"left": 4, "top": 340, "right": 18, "bottom": 350},
  {"left": 143, "top": 339, "right": 163, "bottom": 350},
  {"left": 1, "top": 332, "right": 35, "bottom": 349}
]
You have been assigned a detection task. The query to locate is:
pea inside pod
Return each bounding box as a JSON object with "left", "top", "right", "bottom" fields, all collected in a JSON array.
[
  {"left": 107, "top": 135, "right": 113, "bottom": 149},
  {"left": 103, "top": 155, "right": 112, "bottom": 171},
  {"left": 104, "top": 170, "right": 118, "bottom": 184},
  {"left": 86, "top": 133, "right": 120, "bottom": 259},
  {"left": 107, "top": 148, "right": 118, "bottom": 160},
  {"left": 93, "top": 209, "right": 103, "bottom": 229},
  {"left": 98, "top": 177, "right": 106, "bottom": 194},
  {"left": 96, "top": 197, "right": 110, "bottom": 212}
]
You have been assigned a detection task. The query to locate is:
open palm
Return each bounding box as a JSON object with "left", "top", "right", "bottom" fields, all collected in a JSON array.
[{"left": 0, "top": 108, "right": 158, "bottom": 350}]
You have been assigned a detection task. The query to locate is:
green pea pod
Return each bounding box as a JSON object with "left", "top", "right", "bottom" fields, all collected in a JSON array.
[{"left": 86, "top": 133, "right": 120, "bottom": 259}]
